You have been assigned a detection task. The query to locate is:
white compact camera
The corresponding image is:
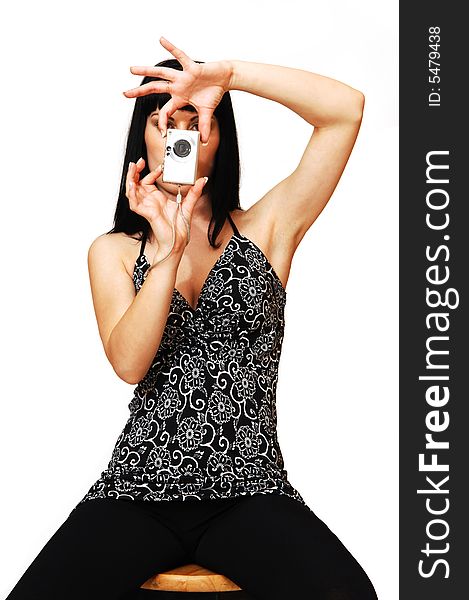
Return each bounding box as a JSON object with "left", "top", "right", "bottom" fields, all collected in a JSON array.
[{"left": 162, "top": 128, "right": 201, "bottom": 186}]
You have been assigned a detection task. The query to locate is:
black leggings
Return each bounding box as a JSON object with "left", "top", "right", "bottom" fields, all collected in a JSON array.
[{"left": 6, "top": 494, "right": 378, "bottom": 600}]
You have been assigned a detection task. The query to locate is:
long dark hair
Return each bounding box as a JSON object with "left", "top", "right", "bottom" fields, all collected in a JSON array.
[{"left": 106, "top": 58, "right": 243, "bottom": 249}]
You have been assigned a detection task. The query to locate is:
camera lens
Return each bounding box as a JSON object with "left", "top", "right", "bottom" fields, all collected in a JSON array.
[{"left": 173, "top": 138, "right": 191, "bottom": 158}]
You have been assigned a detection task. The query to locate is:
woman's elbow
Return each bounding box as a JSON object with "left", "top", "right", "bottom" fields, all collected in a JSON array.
[
  {"left": 352, "top": 91, "right": 365, "bottom": 121},
  {"left": 114, "top": 364, "right": 141, "bottom": 385},
  {"left": 106, "top": 344, "right": 141, "bottom": 385}
]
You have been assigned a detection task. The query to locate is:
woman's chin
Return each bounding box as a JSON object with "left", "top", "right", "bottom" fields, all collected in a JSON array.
[
  {"left": 158, "top": 181, "right": 196, "bottom": 192},
  {"left": 169, "top": 182, "right": 193, "bottom": 189}
]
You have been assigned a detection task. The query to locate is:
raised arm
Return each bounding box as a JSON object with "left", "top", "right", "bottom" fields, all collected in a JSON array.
[
  {"left": 123, "top": 38, "right": 364, "bottom": 290},
  {"left": 125, "top": 39, "right": 363, "bottom": 253},
  {"left": 226, "top": 59, "right": 365, "bottom": 250}
]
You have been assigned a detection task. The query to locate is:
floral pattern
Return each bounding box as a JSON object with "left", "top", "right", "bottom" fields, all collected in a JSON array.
[{"left": 76, "top": 229, "right": 306, "bottom": 508}]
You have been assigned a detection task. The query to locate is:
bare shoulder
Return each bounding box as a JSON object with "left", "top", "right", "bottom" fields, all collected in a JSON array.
[{"left": 88, "top": 231, "right": 142, "bottom": 278}]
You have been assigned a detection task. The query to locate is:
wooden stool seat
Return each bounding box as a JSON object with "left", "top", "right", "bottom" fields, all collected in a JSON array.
[{"left": 140, "top": 563, "right": 242, "bottom": 593}]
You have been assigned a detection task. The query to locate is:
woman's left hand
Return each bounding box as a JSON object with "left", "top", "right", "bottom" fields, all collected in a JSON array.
[{"left": 123, "top": 36, "right": 232, "bottom": 144}]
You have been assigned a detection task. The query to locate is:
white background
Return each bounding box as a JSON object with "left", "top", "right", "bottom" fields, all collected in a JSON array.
[{"left": 0, "top": 1, "right": 398, "bottom": 598}]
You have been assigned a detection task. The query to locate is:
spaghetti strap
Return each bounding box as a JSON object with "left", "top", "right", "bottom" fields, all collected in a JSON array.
[
  {"left": 139, "top": 230, "right": 148, "bottom": 258},
  {"left": 227, "top": 212, "right": 240, "bottom": 237}
]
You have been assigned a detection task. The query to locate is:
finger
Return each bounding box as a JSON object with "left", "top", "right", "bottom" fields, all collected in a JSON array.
[
  {"left": 126, "top": 159, "right": 143, "bottom": 195},
  {"left": 126, "top": 169, "right": 137, "bottom": 210},
  {"left": 159, "top": 36, "right": 193, "bottom": 70},
  {"left": 185, "top": 176, "right": 209, "bottom": 208},
  {"left": 198, "top": 109, "right": 213, "bottom": 145},
  {"left": 158, "top": 97, "right": 187, "bottom": 138},
  {"left": 135, "top": 157, "right": 146, "bottom": 174},
  {"left": 140, "top": 163, "right": 163, "bottom": 185},
  {"left": 129, "top": 65, "right": 177, "bottom": 80},
  {"left": 123, "top": 80, "right": 173, "bottom": 98},
  {"left": 126, "top": 161, "right": 136, "bottom": 191},
  {"left": 127, "top": 160, "right": 142, "bottom": 187}
]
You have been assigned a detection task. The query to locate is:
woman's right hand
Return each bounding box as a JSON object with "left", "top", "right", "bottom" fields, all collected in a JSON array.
[{"left": 126, "top": 157, "right": 208, "bottom": 259}]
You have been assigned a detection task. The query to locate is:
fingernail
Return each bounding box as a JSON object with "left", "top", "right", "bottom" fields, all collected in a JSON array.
[
  {"left": 203, "top": 176, "right": 209, "bottom": 186},
  {"left": 160, "top": 129, "right": 166, "bottom": 138},
  {"left": 128, "top": 161, "right": 133, "bottom": 169},
  {"left": 129, "top": 181, "right": 134, "bottom": 189}
]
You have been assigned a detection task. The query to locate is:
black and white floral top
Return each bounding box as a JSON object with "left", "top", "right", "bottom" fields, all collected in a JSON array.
[{"left": 76, "top": 213, "right": 306, "bottom": 507}]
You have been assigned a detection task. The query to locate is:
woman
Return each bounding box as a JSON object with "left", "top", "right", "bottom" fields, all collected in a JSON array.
[{"left": 6, "top": 37, "right": 377, "bottom": 600}]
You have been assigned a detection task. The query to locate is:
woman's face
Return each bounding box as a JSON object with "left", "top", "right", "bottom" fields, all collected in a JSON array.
[{"left": 144, "top": 107, "right": 220, "bottom": 197}]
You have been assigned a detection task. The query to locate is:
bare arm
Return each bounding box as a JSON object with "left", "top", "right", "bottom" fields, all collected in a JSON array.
[
  {"left": 89, "top": 159, "right": 207, "bottom": 385},
  {"left": 122, "top": 46, "right": 364, "bottom": 295},
  {"left": 124, "top": 47, "right": 363, "bottom": 251},
  {"left": 227, "top": 59, "right": 363, "bottom": 127},
  {"left": 226, "top": 59, "right": 364, "bottom": 248},
  {"left": 88, "top": 234, "right": 183, "bottom": 385}
]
